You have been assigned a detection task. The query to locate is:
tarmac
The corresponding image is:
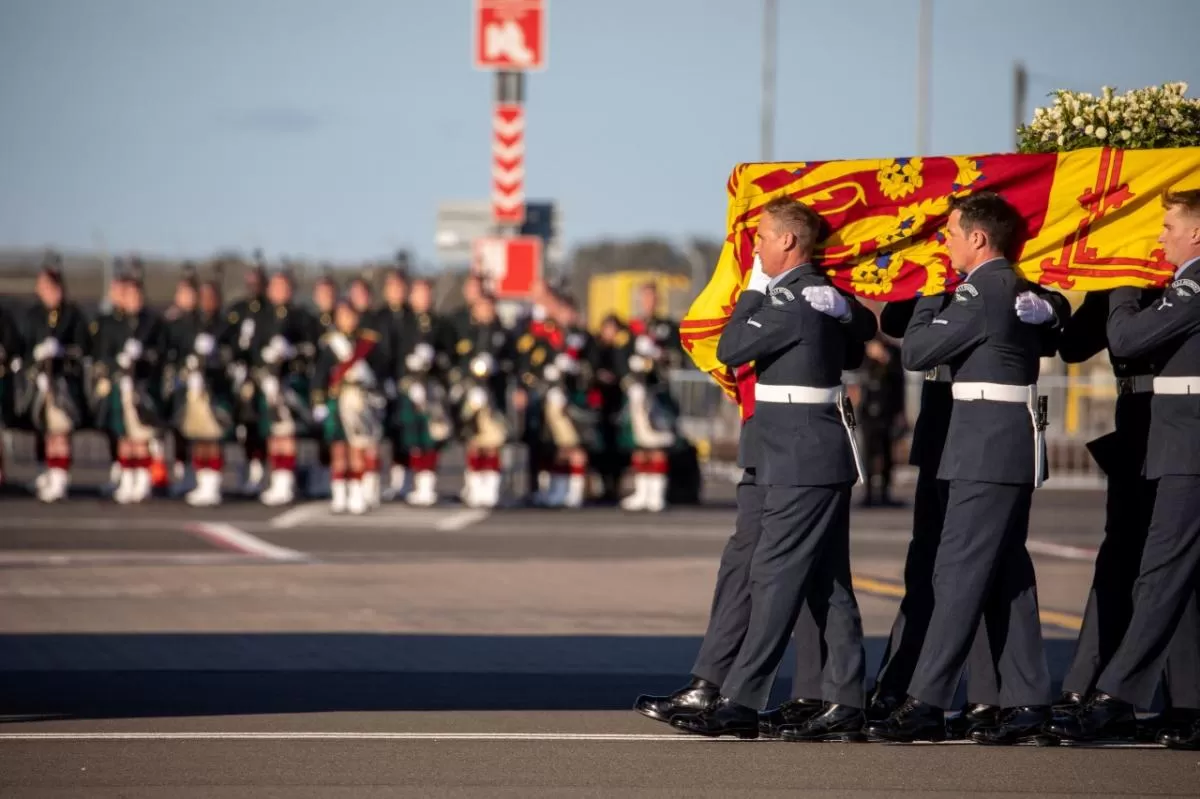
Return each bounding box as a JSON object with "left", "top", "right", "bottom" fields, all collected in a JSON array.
[{"left": 1, "top": 476, "right": 1198, "bottom": 797}]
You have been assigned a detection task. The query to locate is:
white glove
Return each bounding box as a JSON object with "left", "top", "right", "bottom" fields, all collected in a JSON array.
[
  {"left": 261, "top": 345, "right": 281, "bottom": 365},
  {"left": 465, "top": 385, "right": 489, "bottom": 411},
  {"left": 238, "top": 319, "right": 255, "bottom": 349},
  {"left": 554, "top": 352, "right": 578, "bottom": 374},
  {"left": 628, "top": 354, "right": 649, "bottom": 373},
  {"left": 405, "top": 352, "right": 426, "bottom": 372},
  {"left": 413, "top": 343, "right": 434, "bottom": 364},
  {"left": 312, "top": 404, "right": 329, "bottom": 423},
  {"left": 268, "top": 335, "right": 294, "bottom": 361},
  {"left": 116, "top": 352, "right": 133, "bottom": 371},
  {"left": 408, "top": 381, "right": 427, "bottom": 405},
  {"left": 470, "top": 353, "right": 494, "bottom": 377},
  {"left": 230, "top": 362, "right": 248, "bottom": 386},
  {"left": 36, "top": 373, "right": 50, "bottom": 393},
  {"left": 1015, "top": 291, "right": 1055, "bottom": 325},
  {"left": 9, "top": 357, "right": 21, "bottom": 373},
  {"left": 633, "top": 335, "right": 661, "bottom": 358},
  {"left": 194, "top": 333, "right": 215, "bottom": 356},
  {"left": 123, "top": 338, "right": 143, "bottom": 360},
  {"left": 747, "top": 253, "right": 769, "bottom": 294},
  {"left": 545, "top": 386, "right": 567, "bottom": 409},
  {"left": 543, "top": 364, "right": 562, "bottom": 383},
  {"left": 260, "top": 374, "right": 280, "bottom": 402},
  {"left": 626, "top": 381, "right": 646, "bottom": 402},
  {"left": 186, "top": 371, "right": 205, "bottom": 394},
  {"left": 802, "top": 286, "right": 851, "bottom": 321},
  {"left": 34, "top": 338, "right": 61, "bottom": 362}
]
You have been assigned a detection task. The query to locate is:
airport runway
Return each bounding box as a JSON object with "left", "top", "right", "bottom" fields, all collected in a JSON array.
[{"left": 2, "top": 486, "right": 1197, "bottom": 797}]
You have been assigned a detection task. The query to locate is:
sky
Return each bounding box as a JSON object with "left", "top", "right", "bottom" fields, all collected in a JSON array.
[{"left": 1, "top": 0, "right": 1198, "bottom": 268}]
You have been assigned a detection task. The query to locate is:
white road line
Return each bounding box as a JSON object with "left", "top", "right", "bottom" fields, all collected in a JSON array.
[
  {"left": 435, "top": 509, "right": 491, "bottom": 532},
  {"left": 182, "top": 522, "right": 309, "bottom": 562},
  {"left": 1027, "top": 539, "right": 1098, "bottom": 561},
  {"left": 268, "top": 503, "right": 328, "bottom": 529},
  {"left": 0, "top": 552, "right": 259, "bottom": 567},
  {"left": 0, "top": 732, "right": 704, "bottom": 742}
]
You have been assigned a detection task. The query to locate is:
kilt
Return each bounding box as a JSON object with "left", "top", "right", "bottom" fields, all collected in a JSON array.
[
  {"left": 388, "top": 393, "right": 452, "bottom": 451},
  {"left": 14, "top": 370, "right": 85, "bottom": 434}
]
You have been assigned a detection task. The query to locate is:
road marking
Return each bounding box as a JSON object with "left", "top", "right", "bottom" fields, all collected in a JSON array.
[
  {"left": 1027, "top": 539, "right": 1098, "bottom": 561},
  {"left": 0, "top": 732, "right": 707, "bottom": 742},
  {"left": 852, "top": 575, "right": 1083, "bottom": 632},
  {"left": 181, "top": 522, "right": 309, "bottom": 562},
  {"left": 268, "top": 503, "right": 328, "bottom": 529},
  {"left": 435, "top": 509, "right": 490, "bottom": 531},
  {"left": 0, "top": 552, "right": 261, "bottom": 568}
]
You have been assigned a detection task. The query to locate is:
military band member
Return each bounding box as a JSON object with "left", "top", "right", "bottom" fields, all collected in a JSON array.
[
  {"left": 628, "top": 282, "right": 683, "bottom": 370},
  {"left": 93, "top": 270, "right": 131, "bottom": 493},
  {"left": 867, "top": 191, "right": 1053, "bottom": 745},
  {"left": 225, "top": 262, "right": 270, "bottom": 495},
  {"left": 159, "top": 271, "right": 201, "bottom": 493},
  {"left": 591, "top": 315, "right": 632, "bottom": 502},
  {"left": 17, "top": 261, "right": 89, "bottom": 503},
  {"left": 254, "top": 269, "right": 314, "bottom": 506},
  {"left": 375, "top": 268, "right": 412, "bottom": 497},
  {"left": 1047, "top": 189, "right": 1200, "bottom": 751},
  {"left": 311, "top": 299, "right": 384, "bottom": 515},
  {"left": 674, "top": 197, "right": 872, "bottom": 741},
  {"left": 304, "top": 272, "right": 339, "bottom": 497},
  {"left": 346, "top": 275, "right": 387, "bottom": 507},
  {"left": 616, "top": 320, "right": 679, "bottom": 513},
  {"left": 91, "top": 274, "right": 167, "bottom": 504},
  {"left": 451, "top": 292, "right": 513, "bottom": 509},
  {"left": 391, "top": 279, "right": 454, "bottom": 506}
]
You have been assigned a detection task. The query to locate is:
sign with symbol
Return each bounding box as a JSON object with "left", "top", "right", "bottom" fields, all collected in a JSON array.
[
  {"left": 474, "top": 0, "right": 546, "bottom": 71},
  {"left": 473, "top": 236, "right": 543, "bottom": 299},
  {"left": 492, "top": 103, "right": 525, "bottom": 224}
]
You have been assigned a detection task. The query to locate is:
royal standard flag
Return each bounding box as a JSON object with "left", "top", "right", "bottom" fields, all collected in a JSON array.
[{"left": 682, "top": 146, "right": 1200, "bottom": 414}]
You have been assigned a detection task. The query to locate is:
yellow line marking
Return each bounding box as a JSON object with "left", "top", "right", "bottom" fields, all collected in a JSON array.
[{"left": 852, "top": 575, "right": 1083, "bottom": 632}]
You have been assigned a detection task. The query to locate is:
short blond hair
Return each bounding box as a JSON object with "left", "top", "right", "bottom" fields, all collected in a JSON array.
[
  {"left": 1163, "top": 188, "right": 1200, "bottom": 218},
  {"left": 761, "top": 196, "right": 823, "bottom": 253}
]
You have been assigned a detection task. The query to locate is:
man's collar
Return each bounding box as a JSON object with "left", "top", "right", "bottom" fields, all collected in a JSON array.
[
  {"left": 768, "top": 261, "right": 817, "bottom": 289},
  {"left": 1175, "top": 256, "right": 1200, "bottom": 280},
  {"left": 964, "top": 257, "right": 1008, "bottom": 283}
]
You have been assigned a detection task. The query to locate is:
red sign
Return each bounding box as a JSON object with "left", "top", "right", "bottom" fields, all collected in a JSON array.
[
  {"left": 473, "top": 236, "right": 543, "bottom": 299},
  {"left": 474, "top": 0, "right": 547, "bottom": 71},
  {"left": 492, "top": 103, "right": 525, "bottom": 224}
]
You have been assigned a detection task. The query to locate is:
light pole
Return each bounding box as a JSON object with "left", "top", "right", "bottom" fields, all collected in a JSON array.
[
  {"left": 761, "top": 0, "right": 777, "bottom": 162},
  {"left": 916, "top": 0, "right": 932, "bottom": 155}
]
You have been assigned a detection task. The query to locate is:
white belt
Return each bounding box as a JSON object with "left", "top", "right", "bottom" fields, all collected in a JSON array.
[
  {"left": 755, "top": 383, "right": 842, "bottom": 404},
  {"left": 1153, "top": 376, "right": 1200, "bottom": 395},
  {"left": 951, "top": 382, "right": 1046, "bottom": 489},
  {"left": 753, "top": 382, "right": 865, "bottom": 486},
  {"left": 1115, "top": 375, "right": 1155, "bottom": 395},
  {"left": 924, "top": 365, "right": 952, "bottom": 383}
]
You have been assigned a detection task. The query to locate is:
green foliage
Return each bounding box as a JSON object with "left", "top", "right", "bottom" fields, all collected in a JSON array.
[{"left": 1016, "top": 83, "right": 1200, "bottom": 153}]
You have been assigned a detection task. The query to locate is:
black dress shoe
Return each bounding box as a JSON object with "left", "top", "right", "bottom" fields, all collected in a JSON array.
[
  {"left": 672, "top": 696, "right": 759, "bottom": 739},
  {"left": 945, "top": 703, "right": 1000, "bottom": 740},
  {"left": 864, "top": 696, "right": 945, "bottom": 742},
  {"left": 1158, "top": 719, "right": 1200, "bottom": 751},
  {"left": 779, "top": 703, "right": 866, "bottom": 743},
  {"left": 970, "top": 705, "right": 1055, "bottom": 746},
  {"left": 866, "top": 689, "right": 903, "bottom": 722},
  {"left": 1042, "top": 692, "right": 1137, "bottom": 742},
  {"left": 1052, "top": 691, "right": 1084, "bottom": 713},
  {"left": 633, "top": 676, "right": 719, "bottom": 725},
  {"left": 1137, "top": 707, "right": 1200, "bottom": 742},
  {"left": 759, "top": 697, "right": 824, "bottom": 738}
]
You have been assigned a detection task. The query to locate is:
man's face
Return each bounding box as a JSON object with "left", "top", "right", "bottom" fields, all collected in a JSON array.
[
  {"left": 463, "top": 276, "right": 482, "bottom": 306},
  {"left": 754, "top": 213, "right": 791, "bottom": 277},
  {"left": 474, "top": 299, "right": 495, "bottom": 324},
  {"left": 107, "top": 279, "right": 126, "bottom": 310},
  {"left": 313, "top": 283, "right": 335, "bottom": 312},
  {"left": 335, "top": 304, "right": 358, "bottom": 335},
  {"left": 349, "top": 282, "right": 371, "bottom": 312},
  {"left": 174, "top": 282, "right": 197, "bottom": 311},
  {"left": 600, "top": 319, "right": 619, "bottom": 342},
  {"left": 267, "top": 275, "right": 292, "bottom": 306},
  {"left": 245, "top": 272, "right": 264, "bottom": 297},
  {"left": 125, "top": 286, "right": 144, "bottom": 314},
  {"left": 200, "top": 284, "right": 221, "bottom": 316},
  {"left": 36, "top": 274, "right": 63, "bottom": 308},
  {"left": 410, "top": 282, "right": 432, "bottom": 313},
  {"left": 944, "top": 209, "right": 975, "bottom": 273},
  {"left": 1159, "top": 205, "right": 1200, "bottom": 268},
  {"left": 383, "top": 276, "right": 408, "bottom": 308},
  {"left": 638, "top": 286, "right": 657, "bottom": 318}
]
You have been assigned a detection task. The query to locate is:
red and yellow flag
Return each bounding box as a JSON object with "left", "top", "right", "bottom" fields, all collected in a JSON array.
[{"left": 683, "top": 146, "right": 1200, "bottom": 411}]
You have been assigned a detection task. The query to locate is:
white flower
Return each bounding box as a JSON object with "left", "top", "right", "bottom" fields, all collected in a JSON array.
[
  {"left": 1057, "top": 134, "right": 1065, "bottom": 146},
  {"left": 1073, "top": 115, "right": 1085, "bottom": 128},
  {"left": 1133, "top": 123, "right": 1143, "bottom": 133},
  {"left": 1085, "top": 124, "right": 1095, "bottom": 135},
  {"left": 1096, "top": 126, "right": 1108, "bottom": 139},
  {"left": 1120, "top": 129, "right": 1132, "bottom": 140}
]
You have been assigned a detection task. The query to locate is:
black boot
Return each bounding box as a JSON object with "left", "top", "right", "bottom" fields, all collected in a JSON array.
[
  {"left": 1042, "top": 692, "right": 1137, "bottom": 742},
  {"left": 945, "top": 703, "right": 1000, "bottom": 740},
  {"left": 864, "top": 696, "right": 946, "bottom": 742},
  {"left": 1158, "top": 719, "right": 1200, "bottom": 751},
  {"left": 672, "top": 696, "right": 759, "bottom": 739},
  {"left": 633, "top": 676, "right": 719, "bottom": 726},
  {"left": 779, "top": 703, "right": 866, "bottom": 743},
  {"left": 866, "top": 688, "right": 903, "bottom": 722},
  {"left": 970, "top": 706, "right": 1055, "bottom": 746},
  {"left": 759, "top": 697, "right": 824, "bottom": 738}
]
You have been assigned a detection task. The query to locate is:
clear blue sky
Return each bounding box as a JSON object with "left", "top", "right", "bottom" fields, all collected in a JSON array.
[{"left": 1, "top": 0, "right": 1197, "bottom": 266}]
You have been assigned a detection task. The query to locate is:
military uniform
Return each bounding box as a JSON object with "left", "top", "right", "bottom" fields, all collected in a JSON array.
[
  {"left": 672, "top": 264, "right": 872, "bottom": 740},
  {"left": 0, "top": 305, "right": 23, "bottom": 485},
  {"left": 223, "top": 291, "right": 270, "bottom": 492},
  {"left": 868, "top": 258, "right": 1053, "bottom": 744},
  {"left": 451, "top": 313, "right": 515, "bottom": 508},
  {"left": 16, "top": 298, "right": 89, "bottom": 502},
  {"left": 1047, "top": 259, "right": 1200, "bottom": 745}
]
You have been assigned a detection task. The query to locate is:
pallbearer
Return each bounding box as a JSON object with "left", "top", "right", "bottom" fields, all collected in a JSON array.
[{"left": 313, "top": 298, "right": 384, "bottom": 515}]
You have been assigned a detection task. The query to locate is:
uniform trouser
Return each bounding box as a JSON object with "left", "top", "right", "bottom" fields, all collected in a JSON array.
[
  {"left": 717, "top": 481, "right": 864, "bottom": 711},
  {"left": 860, "top": 419, "right": 894, "bottom": 501},
  {"left": 907, "top": 479, "right": 1050, "bottom": 709},
  {"left": 691, "top": 469, "right": 825, "bottom": 700},
  {"left": 874, "top": 472, "right": 999, "bottom": 704},
  {"left": 1097, "top": 475, "right": 1200, "bottom": 709}
]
